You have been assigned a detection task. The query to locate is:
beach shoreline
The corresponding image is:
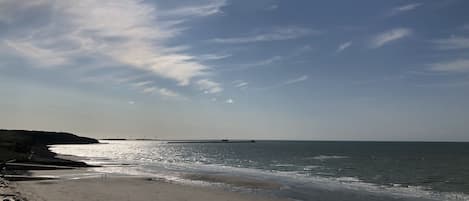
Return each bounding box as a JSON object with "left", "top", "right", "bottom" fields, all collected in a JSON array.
[
  {"left": 10, "top": 168, "right": 287, "bottom": 201},
  {"left": 3, "top": 132, "right": 469, "bottom": 201},
  {"left": 0, "top": 130, "right": 284, "bottom": 201},
  {"left": 1, "top": 140, "right": 288, "bottom": 201}
]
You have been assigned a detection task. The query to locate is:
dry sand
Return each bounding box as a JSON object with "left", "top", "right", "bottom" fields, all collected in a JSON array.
[{"left": 12, "top": 170, "right": 287, "bottom": 201}]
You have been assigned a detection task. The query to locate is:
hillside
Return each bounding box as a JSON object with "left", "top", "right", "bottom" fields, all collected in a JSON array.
[{"left": 0, "top": 129, "right": 98, "bottom": 167}]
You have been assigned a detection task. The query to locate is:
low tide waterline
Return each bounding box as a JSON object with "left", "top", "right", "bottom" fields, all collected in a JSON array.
[{"left": 50, "top": 140, "right": 469, "bottom": 201}]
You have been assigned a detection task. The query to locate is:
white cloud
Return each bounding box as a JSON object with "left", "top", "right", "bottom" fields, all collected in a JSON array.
[
  {"left": 234, "top": 81, "right": 248, "bottom": 88},
  {"left": 210, "top": 26, "right": 320, "bottom": 44},
  {"left": 265, "top": 4, "right": 278, "bottom": 11},
  {"left": 196, "top": 79, "right": 223, "bottom": 94},
  {"left": 219, "top": 45, "right": 312, "bottom": 72},
  {"left": 417, "top": 80, "right": 469, "bottom": 88},
  {"left": 159, "top": 0, "right": 227, "bottom": 17},
  {"left": 198, "top": 53, "right": 232, "bottom": 60},
  {"left": 253, "top": 75, "right": 309, "bottom": 91},
  {"left": 225, "top": 98, "right": 234, "bottom": 104},
  {"left": 78, "top": 72, "right": 147, "bottom": 86},
  {"left": 429, "top": 59, "right": 469, "bottom": 73},
  {"left": 221, "top": 56, "right": 283, "bottom": 71},
  {"left": 4, "top": 40, "right": 68, "bottom": 66},
  {"left": 246, "top": 56, "right": 282, "bottom": 67},
  {"left": 390, "top": 3, "right": 423, "bottom": 15},
  {"left": 370, "top": 28, "right": 412, "bottom": 48},
  {"left": 128, "top": 101, "right": 135, "bottom": 105},
  {"left": 0, "top": 0, "right": 223, "bottom": 92},
  {"left": 295, "top": 45, "right": 313, "bottom": 53},
  {"left": 141, "top": 85, "right": 183, "bottom": 98},
  {"left": 158, "top": 88, "right": 181, "bottom": 98},
  {"left": 132, "top": 81, "right": 153, "bottom": 87},
  {"left": 233, "top": 80, "right": 248, "bottom": 89},
  {"left": 129, "top": 80, "right": 183, "bottom": 98},
  {"left": 284, "top": 75, "right": 309, "bottom": 85},
  {"left": 142, "top": 86, "right": 158, "bottom": 94},
  {"left": 432, "top": 36, "right": 469, "bottom": 50},
  {"left": 336, "top": 41, "right": 352, "bottom": 52}
]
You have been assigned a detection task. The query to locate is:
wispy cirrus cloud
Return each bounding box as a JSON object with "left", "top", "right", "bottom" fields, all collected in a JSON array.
[
  {"left": 142, "top": 86, "right": 158, "bottom": 94},
  {"left": 336, "top": 41, "right": 352, "bottom": 52},
  {"left": 196, "top": 79, "right": 223, "bottom": 94},
  {"left": 247, "top": 56, "right": 283, "bottom": 67},
  {"left": 429, "top": 58, "right": 469, "bottom": 73},
  {"left": 131, "top": 81, "right": 183, "bottom": 99},
  {"left": 4, "top": 40, "right": 69, "bottom": 66},
  {"left": 265, "top": 4, "right": 278, "bottom": 11},
  {"left": 432, "top": 36, "right": 469, "bottom": 50},
  {"left": 210, "top": 26, "right": 320, "bottom": 44},
  {"left": 252, "top": 75, "right": 309, "bottom": 91},
  {"left": 218, "top": 55, "right": 284, "bottom": 71},
  {"left": 284, "top": 75, "right": 309, "bottom": 85},
  {"left": 370, "top": 28, "right": 412, "bottom": 48},
  {"left": 429, "top": 32, "right": 469, "bottom": 75},
  {"left": 143, "top": 86, "right": 182, "bottom": 98},
  {"left": 233, "top": 80, "right": 248, "bottom": 88},
  {"left": 198, "top": 53, "right": 232, "bottom": 61},
  {"left": 158, "top": 88, "right": 182, "bottom": 98},
  {"left": 0, "top": 0, "right": 225, "bottom": 97},
  {"left": 389, "top": 3, "right": 423, "bottom": 15},
  {"left": 218, "top": 45, "right": 313, "bottom": 72},
  {"left": 416, "top": 80, "right": 469, "bottom": 88},
  {"left": 159, "top": 0, "right": 227, "bottom": 18},
  {"left": 235, "top": 82, "right": 248, "bottom": 88},
  {"left": 132, "top": 81, "right": 153, "bottom": 88}
]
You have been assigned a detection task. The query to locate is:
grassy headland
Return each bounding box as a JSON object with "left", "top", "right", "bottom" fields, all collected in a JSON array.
[{"left": 0, "top": 129, "right": 98, "bottom": 167}]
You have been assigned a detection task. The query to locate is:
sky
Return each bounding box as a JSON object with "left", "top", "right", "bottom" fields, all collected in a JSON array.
[{"left": 1, "top": 0, "right": 469, "bottom": 141}]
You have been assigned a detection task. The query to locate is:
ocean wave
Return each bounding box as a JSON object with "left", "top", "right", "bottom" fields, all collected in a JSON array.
[
  {"left": 192, "top": 165, "right": 467, "bottom": 200},
  {"left": 335, "top": 177, "right": 361, "bottom": 183},
  {"left": 308, "top": 155, "right": 349, "bottom": 160},
  {"left": 303, "top": 165, "right": 321, "bottom": 171},
  {"left": 272, "top": 163, "right": 295, "bottom": 167},
  {"left": 86, "top": 158, "right": 469, "bottom": 201}
]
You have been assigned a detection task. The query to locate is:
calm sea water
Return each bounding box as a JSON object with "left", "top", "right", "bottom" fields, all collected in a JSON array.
[{"left": 50, "top": 141, "right": 469, "bottom": 201}]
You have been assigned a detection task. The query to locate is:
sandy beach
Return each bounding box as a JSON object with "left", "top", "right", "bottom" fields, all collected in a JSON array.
[
  {"left": 0, "top": 130, "right": 284, "bottom": 201},
  {"left": 9, "top": 169, "right": 287, "bottom": 201}
]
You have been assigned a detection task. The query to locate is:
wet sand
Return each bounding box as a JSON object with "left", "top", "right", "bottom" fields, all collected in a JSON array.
[{"left": 12, "top": 170, "right": 287, "bottom": 201}]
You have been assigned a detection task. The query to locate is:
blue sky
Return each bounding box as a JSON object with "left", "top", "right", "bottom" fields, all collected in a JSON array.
[{"left": 1, "top": 0, "right": 469, "bottom": 140}]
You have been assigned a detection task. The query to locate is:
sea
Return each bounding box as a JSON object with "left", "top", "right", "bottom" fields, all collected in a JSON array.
[{"left": 50, "top": 140, "right": 469, "bottom": 201}]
